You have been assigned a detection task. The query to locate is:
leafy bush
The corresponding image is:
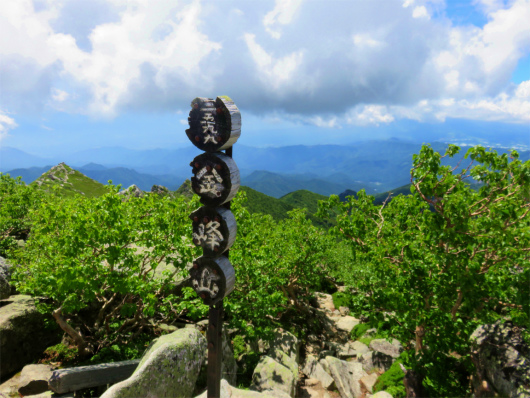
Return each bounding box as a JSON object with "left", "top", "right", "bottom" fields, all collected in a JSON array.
[
  {"left": 0, "top": 173, "right": 43, "bottom": 257},
  {"left": 372, "top": 359, "right": 406, "bottom": 398},
  {"left": 13, "top": 189, "right": 201, "bottom": 356},
  {"left": 319, "top": 145, "right": 530, "bottom": 395},
  {"left": 350, "top": 323, "right": 371, "bottom": 340}
]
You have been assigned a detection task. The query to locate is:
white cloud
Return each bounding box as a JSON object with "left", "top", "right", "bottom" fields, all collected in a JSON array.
[
  {"left": 263, "top": 0, "right": 303, "bottom": 39},
  {"left": 412, "top": 5, "right": 430, "bottom": 19},
  {"left": 244, "top": 33, "right": 304, "bottom": 90},
  {"left": 353, "top": 34, "right": 385, "bottom": 48},
  {"left": 0, "top": 112, "right": 17, "bottom": 141},
  {"left": 52, "top": 88, "right": 69, "bottom": 102},
  {"left": 346, "top": 105, "right": 395, "bottom": 126}
]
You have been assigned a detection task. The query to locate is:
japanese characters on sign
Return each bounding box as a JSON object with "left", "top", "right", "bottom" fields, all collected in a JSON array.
[
  {"left": 189, "top": 206, "right": 237, "bottom": 257},
  {"left": 186, "top": 96, "right": 240, "bottom": 306},
  {"left": 190, "top": 152, "right": 240, "bottom": 206},
  {"left": 186, "top": 96, "right": 241, "bottom": 153}
]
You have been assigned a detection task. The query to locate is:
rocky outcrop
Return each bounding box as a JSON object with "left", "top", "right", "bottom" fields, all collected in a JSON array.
[
  {"left": 325, "top": 356, "right": 367, "bottom": 398},
  {"left": 196, "top": 379, "right": 278, "bottom": 398},
  {"left": 100, "top": 328, "right": 206, "bottom": 398},
  {"left": 118, "top": 184, "right": 144, "bottom": 198},
  {"left": 470, "top": 321, "right": 530, "bottom": 398},
  {"left": 251, "top": 329, "right": 300, "bottom": 397},
  {"left": 17, "top": 364, "right": 55, "bottom": 396},
  {"left": 0, "top": 256, "right": 14, "bottom": 299},
  {"left": 0, "top": 295, "right": 61, "bottom": 379}
]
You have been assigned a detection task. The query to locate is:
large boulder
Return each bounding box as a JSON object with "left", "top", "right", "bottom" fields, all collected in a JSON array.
[
  {"left": 325, "top": 356, "right": 367, "bottom": 398},
  {"left": 369, "top": 339, "right": 402, "bottom": 359},
  {"left": 17, "top": 364, "right": 55, "bottom": 396},
  {"left": 0, "top": 295, "right": 61, "bottom": 379},
  {"left": 100, "top": 328, "right": 206, "bottom": 398},
  {"left": 196, "top": 379, "right": 278, "bottom": 398},
  {"left": 251, "top": 356, "right": 296, "bottom": 398},
  {"left": 269, "top": 329, "right": 300, "bottom": 366},
  {"left": 470, "top": 321, "right": 530, "bottom": 398},
  {"left": 302, "top": 355, "right": 334, "bottom": 389},
  {"left": 0, "top": 256, "right": 14, "bottom": 299}
]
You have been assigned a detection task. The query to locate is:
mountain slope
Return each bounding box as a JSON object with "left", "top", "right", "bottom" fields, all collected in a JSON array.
[{"left": 33, "top": 163, "right": 108, "bottom": 197}]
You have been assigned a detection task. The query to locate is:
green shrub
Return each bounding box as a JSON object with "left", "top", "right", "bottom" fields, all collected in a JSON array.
[
  {"left": 350, "top": 323, "right": 371, "bottom": 340},
  {"left": 372, "top": 359, "right": 406, "bottom": 398}
]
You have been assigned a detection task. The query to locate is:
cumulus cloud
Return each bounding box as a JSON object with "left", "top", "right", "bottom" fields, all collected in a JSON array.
[
  {"left": 0, "top": 0, "right": 528, "bottom": 125},
  {"left": 0, "top": 112, "right": 17, "bottom": 141}
]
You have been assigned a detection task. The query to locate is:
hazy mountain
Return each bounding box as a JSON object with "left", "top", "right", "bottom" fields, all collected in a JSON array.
[
  {"left": 6, "top": 140, "right": 529, "bottom": 195},
  {"left": 6, "top": 164, "right": 185, "bottom": 191},
  {"left": 0, "top": 147, "right": 52, "bottom": 171}
]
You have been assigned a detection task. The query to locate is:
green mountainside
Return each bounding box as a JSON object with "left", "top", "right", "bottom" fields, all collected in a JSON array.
[
  {"left": 32, "top": 163, "right": 108, "bottom": 198},
  {"left": 279, "top": 190, "right": 328, "bottom": 214}
]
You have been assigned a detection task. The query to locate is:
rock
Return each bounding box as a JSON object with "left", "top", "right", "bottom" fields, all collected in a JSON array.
[
  {"left": 363, "top": 328, "right": 377, "bottom": 338},
  {"left": 313, "top": 293, "right": 335, "bottom": 313},
  {"left": 195, "top": 379, "right": 278, "bottom": 398},
  {"left": 100, "top": 328, "right": 206, "bottom": 398},
  {"left": 151, "top": 185, "right": 172, "bottom": 197},
  {"left": 269, "top": 329, "right": 300, "bottom": 365},
  {"left": 17, "top": 364, "right": 54, "bottom": 395},
  {"left": 335, "top": 316, "right": 360, "bottom": 334},
  {"left": 221, "top": 329, "right": 238, "bottom": 386},
  {"left": 303, "top": 355, "right": 335, "bottom": 389},
  {"left": 371, "top": 392, "right": 393, "bottom": 398},
  {"left": 251, "top": 356, "right": 296, "bottom": 398},
  {"left": 369, "top": 339, "right": 402, "bottom": 359},
  {"left": 118, "top": 185, "right": 144, "bottom": 198},
  {"left": 360, "top": 351, "right": 394, "bottom": 373},
  {"left": 299, "top": 379, "right": 334, "bottom": 398},
  {"left": 0, "top": 295, "right": 61, "bottom": 379},
  {"left": 326, "top": 356, "right": 367, "bottom": 398},
  {"left": 338, "top": 307, "right": 350, "bottom": 316},
  {"left": 470, "top": 321, "right": 530, "bottom": 398},
  {"left": 360, "top": 373, "right": 379, "bottom": 394},
  {"left": 350, "top": 341, "right": 370, "bottom": 357},
  {"left": 0, "top": 256, "right": 14, "bottom": 299}
]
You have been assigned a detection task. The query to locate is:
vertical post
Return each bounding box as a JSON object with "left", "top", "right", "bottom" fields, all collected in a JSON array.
[
  {"left": 186, "top": 96, "right": 240, "bottom": 398},
  {"left": 207, "top": 300, "right": 223, "bottom": 398}
]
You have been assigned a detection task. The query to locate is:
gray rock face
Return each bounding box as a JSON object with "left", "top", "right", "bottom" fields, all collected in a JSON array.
[
  {"left": 313, "top": 293, "right": 335, "bottom": 313},
  {"left": 0, "top": 256, "right": 14, "bottom": 299},
  {"left": 118, "top": 185, "right": 144, "bottom": 198},
  {"left": 303, "top": 355, "right": 334, "bottom": 389},
  {"left": 470, "top": 321, "right": 530, "bottom": 398},
  {"left": 326, "top": 356, "right": 367, "bottom": 398},
  {"left": 0, "top": 295, "right": 61, "bottom": 379},
  {"left": 269, "top": 329, "right": 300, "bottom": 365},
  {"left": 369, "top": 339, "right": 402, "bottom": 359},
  {"left": 335, "top": 316, "right": 360, "bottom": 334},
  {"left": 251, "top": 356, "right": 296, "bottom": 398},
  {"left": 350, "top": 341, "right": 370, "bottom": 357},
  {"left": 100, "top": 328, "right": 206, "bottom": 398},
  {"left": 221, "top": 329, "right": 238, "bottom": 386},
  {"left": 371, "top": 392, "right": 394, "bottom": 398},
  {"left": 195, "top": 379, "right": 278, "bottom": 398},
  {"left": 17, "top": 364, "right": 54, "bottom": 395},
  {"left": 360, "top": 351, "right": 394, "bottom": 373}
]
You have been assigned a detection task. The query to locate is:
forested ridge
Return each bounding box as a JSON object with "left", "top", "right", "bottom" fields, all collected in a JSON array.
[{"left": 1, "top": 144, "right": 528, "bottom": 396}]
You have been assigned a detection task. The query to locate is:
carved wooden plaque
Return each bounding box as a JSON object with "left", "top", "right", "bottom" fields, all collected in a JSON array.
[
  {"left": 190, "top": 256, "right": 235, "bottom": 306},
  {"left": 189, "top": 206, "right": 237, "bottom": 257},
  {"left": 186, "top": 96, "right": 241, "bottom": 152},
  {"left": 190, "top": 152, "right": 240, "bottom": 206}
]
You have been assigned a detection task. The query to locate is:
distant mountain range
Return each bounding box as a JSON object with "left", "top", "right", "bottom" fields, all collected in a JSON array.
[{"left": 3, "top": 139, "right": 529, "bottom": 196}]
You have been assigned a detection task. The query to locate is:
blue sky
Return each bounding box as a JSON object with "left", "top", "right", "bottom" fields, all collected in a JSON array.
[{"left": 0, "top": 0, "right": 529, "bottom": 158}]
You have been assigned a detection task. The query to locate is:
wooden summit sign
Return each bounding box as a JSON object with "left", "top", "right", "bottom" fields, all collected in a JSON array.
[{"left": 185, "top": 95, "right": 241, "bottom": 398}]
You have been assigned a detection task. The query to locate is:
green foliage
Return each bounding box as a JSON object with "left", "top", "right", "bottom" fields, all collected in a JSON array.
[
  {"left": 225, "top": 191, "right": 337, "bottom": 340},
  {"left": 42, "top": 343, "right": 78, "bottom": 364},
  {"left": 331, "top": 291, "right": 353, "bottom": 310},
  {"left": 350, "top": 323, "right": 371, "bottom": 340},
  {"left": 0, "top": 173, "right": 43, "bottom": 257},
  {"left": 13, "top": 189, "right": 201, "bottom": 354},
  {"left": 318, "top": 144, "right": 530, "bottom": 395},
  {"left": 372, "top": 359, "right": 406, "bottom": 398}
]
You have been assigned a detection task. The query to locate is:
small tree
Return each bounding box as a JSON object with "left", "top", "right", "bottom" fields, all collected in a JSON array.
[
  {"left": 318, "top": 144, "right": 530, "bottom": 395},
  {"left": 13, "top": 189, "right": 201, "bottom": 356},
  {"left": 0, "top": 174, "right": 43, "bottom": 256}
]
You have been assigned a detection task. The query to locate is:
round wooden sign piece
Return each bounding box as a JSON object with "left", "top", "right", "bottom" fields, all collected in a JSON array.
[
  {"left": 190, "top": 152, "right": 240, "bottom": 206},
  {"left": 189, "top": 207, "right": 237, "bottom": 257},
  {"left": 189, "top": 256, "right": 235, "bottom": 306},
  {"left": 186, "top": 96, "right": 241, "bottom": 152}
]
